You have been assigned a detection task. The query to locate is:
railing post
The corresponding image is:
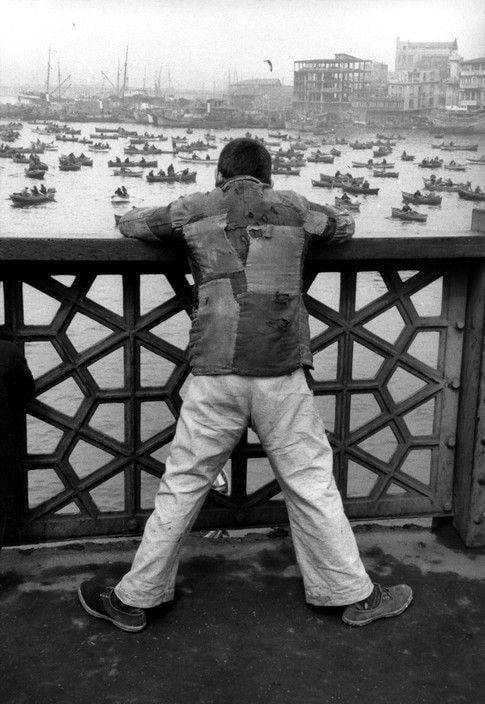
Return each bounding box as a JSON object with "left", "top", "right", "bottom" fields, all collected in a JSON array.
[{"left": 453, "top": 262, "right": 485, "bottom": 547}]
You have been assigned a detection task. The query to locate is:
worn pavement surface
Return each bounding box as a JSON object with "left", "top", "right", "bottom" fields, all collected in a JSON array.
[{"left": 1, "top": 524, "right": 484, "bottom": 704}]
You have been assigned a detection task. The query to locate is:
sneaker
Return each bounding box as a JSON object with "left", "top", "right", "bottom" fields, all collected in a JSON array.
[
  {"left": 78, "top": 579, "right": 147, "bottom": 633},
  {"left": 342, "top": 583, "right": 413, "bottom": 627}
]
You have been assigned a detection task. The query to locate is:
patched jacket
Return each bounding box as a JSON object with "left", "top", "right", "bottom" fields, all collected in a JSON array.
[{"left": 119, "top": 176, "right": 354, "bottom": 376}]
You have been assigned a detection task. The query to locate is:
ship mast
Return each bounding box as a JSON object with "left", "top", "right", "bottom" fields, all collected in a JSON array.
[
  {"left": 57, "top": 60, "right": 61, "bottom": 101},
  {"left": 121, "top": 44, "right": 128, "bottom": 103},
  {"left": 45, "top": 46, "right": 51, "bottom": 95}
]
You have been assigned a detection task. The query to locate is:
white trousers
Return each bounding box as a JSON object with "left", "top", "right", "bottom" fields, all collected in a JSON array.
[{"left": 115, "top": 370, "right": 373, "bottom": 608}]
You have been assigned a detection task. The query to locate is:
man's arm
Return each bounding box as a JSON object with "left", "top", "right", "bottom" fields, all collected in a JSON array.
[
  {"left": 118, "top": 205, "right": 178, "bottom": 242},
  {"left": 304, "top": 199, "right": 355, "bottom": 245}
]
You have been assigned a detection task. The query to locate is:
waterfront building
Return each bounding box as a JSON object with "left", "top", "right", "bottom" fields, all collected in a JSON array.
[
  {"left": 395, "top": 38, "right": 458, "bottom": 74},
  {"left": 227, "top": 79, "right": 293, "bottom": 113},
  {"left": 390, "top": 38, "right": 463, "bottom": 112},
  {"left": 293, "top": 54, "right": 387, "bottom": 115},
  {"left": 458, "top": 57, "right": 485, "bottom": 109}
]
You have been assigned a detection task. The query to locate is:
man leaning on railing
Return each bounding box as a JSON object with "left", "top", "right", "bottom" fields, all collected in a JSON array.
[{"left": 78, "top": 138, "right": 413, "bottom": 632}]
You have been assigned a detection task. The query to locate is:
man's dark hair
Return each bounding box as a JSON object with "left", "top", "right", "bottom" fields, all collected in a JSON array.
[{"left": 217, "top": 138, "right": 272, "bottom": 184}]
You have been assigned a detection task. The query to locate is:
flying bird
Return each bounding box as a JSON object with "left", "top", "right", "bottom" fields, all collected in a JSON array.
[
  {"left": 72, "top": 22, "right": 76, "bottom": 29},
  {"left": 264, "top": 59, "right": 273, "bottom": 72}
]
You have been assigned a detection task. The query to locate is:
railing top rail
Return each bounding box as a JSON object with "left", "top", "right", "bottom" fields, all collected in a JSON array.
[{"left": 0, "top": 236, "right": 483, "bottom": 272}]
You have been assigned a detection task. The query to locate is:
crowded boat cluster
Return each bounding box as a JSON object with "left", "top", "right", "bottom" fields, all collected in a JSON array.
[{"left": 2, "top": 120, "right": 484, "bottom": 221}]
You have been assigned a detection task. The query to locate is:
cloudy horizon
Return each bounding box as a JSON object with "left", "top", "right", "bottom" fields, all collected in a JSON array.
[{"left": 1, "top": 0, "right": 484, "bottom": 92}]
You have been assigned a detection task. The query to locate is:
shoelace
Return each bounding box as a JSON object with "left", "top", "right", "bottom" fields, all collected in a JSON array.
[{"left": 357, "top": 584, "right": 392, "bottom": 610}]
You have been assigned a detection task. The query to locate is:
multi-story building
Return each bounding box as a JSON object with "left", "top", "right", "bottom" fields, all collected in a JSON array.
[
  {"left": 395, "top": 38, "right": 458, "bottom": 77},
  {"left": 293, "top": 54, "right": 376, "bottom": 114},
  {"left": 227, "top": 79, "right": 293, "bottom": 114},
  {"left": 459, "top": 57, "right": 485, "bottom": 109},
  {"left": 389, "top": 68, "right": 444, "bottom": 110},
  {"left": 391, "top": 39, "right": 462, "bottom": 111}
]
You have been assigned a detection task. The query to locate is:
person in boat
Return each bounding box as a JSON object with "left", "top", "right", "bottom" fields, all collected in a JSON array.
[
  {"left": 341, "top": 192, "right": 351, "bottom": 202},
  {"left": 445, "top": 178, "right": 453, "bottom": 186},
  {"left": 382, "top": 158, "right": 387, "bottom": 164},
  {"left": 115, "top": 157, "right": 121, "bottom": 164},
  {"left": 80, "top": 137, "right": 413, "bottom": 634},
  {"left": 21, "top": 186, "right": 30, "bottom": 196},
  {"left": 466, "top": 181, "right": 472, "bottom": 189},
  {"left": 402, "top": 151, "right": 407, "bottom": 158},
  {"left": 413, "top": 190, "right": 422, "bottom": 198},
  {"left": 363, "top": 180, "right": 369, "bottom": 189},
  {"left": 205, "top": 154, "right": 211, "bottom": 161},
  {"left": 181, "top": 168, "right": 189, "bottom": 176},
  {"left": 158, "top": 169, "right": 166, "bottom": 176},
  {"left": 31, "top": 185, "right": 39, "bottom": 196},
  {"left": 114, "top": 187, "right": 123, "bottom": 197},
  {"left": 167, "top": 163, "right": 175, "bottom": 175},
  {"left": 430, "top": 174, "right": 436, "bottom": 182},
  {"left": 192, "top": 153, "right": 200, "bottom": 160},
  {"left": 402, "top": 203, "right": 412, "bottom": 212},
  {"left": 148, "top": 170, "right": 154, "bottom": 178},
  {"left": 40, "top": 184, "right": 47, "bottom": 194},
  {"left": 124, "top": 158, "right": 130, "bottom": 164},
  {"left": 121, "top": 186, "right": 128, "bottom": 196},
  {"left": 422, "top": 158, "right": 429, "bottom": 165},
  {"left": 140, "top": 158, "right": 146, "bottom": 165},
  {"left": 450, "top": 160, "right": 455, "bottom": 166},
  {"left": 475, "top": 186, "right": 482, "bottom": 193}
]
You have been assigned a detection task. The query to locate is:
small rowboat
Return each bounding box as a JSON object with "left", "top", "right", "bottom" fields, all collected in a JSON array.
[
  {"left": 108, "top": 160, "right": 158, "bottom": 168},
  {"left": 89, "top": 146, "right": 110, "bottom": 152},
  {"left": 112, "top": 168, "right": 143, "bottom": 177},
  {"left": 342, "top": 184, "right": 379, "bottom": 195},
  {"left": 311, "top": 178, "right": 333, "bottom": 188},
  {"left": 24, "top": 168, "right": 45, "bottom": 179},
  {"left": 10, "top": 187, "right": 56, "bottom": 205},
  {"left": 466, "top": 156, "right": 485, "bottom": 164},
  {"left": 401, "top": 154, "right": 415, "bottom": 161},
  {"left": 457, "top": 189, "right": 485, "bottom": 201},
  {"left": 12, "top": 155, "right": 30, "bottom": 164},
  {"left": 418, "top": 160, "right": 443, "bottom": 168},
  {"left": 178, "top": 155, "right": 218, "bottom": 164},
  {"left": 352, "top": 161, "right": 372, "bottom": 168},
  {"left": 373, "top": 170, "right": 399, "bottom": 178},
  {"left": 334, "top": 196, "right": 360, "bottom": 211},
  {"left": 124, "top": 147, "right": 163, "bottom": 155},
  {"left": 59, "top": 161, "right": 81, "bottom": 171},
  {"left": 55, "top": 135, "right": 78, "bottom": 142},
  {"left": 273, "top": 167, "right": 300, "bottom": 175},
  {"left": 111, "top": 194, "right": 130, "bottom": 203},
  {"left": 78, "top": 138, "right": 93, "bottom": 145},
  {"left": 371, "top": 161, "right": 395, "bottom": 169},
  {"left": 146, "top": 171, "right": 196, "bottom": 183},
  {"left": 307, "top": 154, "right": 334, "bottom": 163},
  {"left": 424, "top": 182, "right": 466, "bottom": 193},
  {"left": 89, "top": 133, "right": 118, "bottom": 140},
  {"left": 440, "top": 143, "right": 478, "bottom": 152},
  {"left": 373, "top": 148, "right": 392, "bottom": 157},
  {"left": 391, "top": 207, "right": 427, "bottom": 222},
  {"left": 402, "top": 191, "right": 442, "bottom": 205},
  {"left": 444, "top": 164, "right": 466, "bottom": 171}
]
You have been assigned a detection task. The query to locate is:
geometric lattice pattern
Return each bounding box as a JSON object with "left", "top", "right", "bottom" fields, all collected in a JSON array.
[{"left": 0, "top": 265, "right": 465, "bottom": 543}]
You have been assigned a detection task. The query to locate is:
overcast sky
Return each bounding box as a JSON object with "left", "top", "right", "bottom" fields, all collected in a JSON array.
[{"left": 1, "top": 0, "right": 484, "bottom": 91}]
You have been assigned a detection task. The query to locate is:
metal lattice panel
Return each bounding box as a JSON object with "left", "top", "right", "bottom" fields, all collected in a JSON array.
[{"left": 0, "top": 264, "right": 467, "bottom": 543}]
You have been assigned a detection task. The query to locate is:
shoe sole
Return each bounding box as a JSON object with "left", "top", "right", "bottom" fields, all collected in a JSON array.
[
  {"left": 342, "top": 591, "right": 413, "bottom": 627},
  {"left": 77, "top": 586, "right": 146, "bottom": 633}
]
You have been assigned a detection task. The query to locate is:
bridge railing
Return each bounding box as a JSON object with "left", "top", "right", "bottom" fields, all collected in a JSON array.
[{"left": 0, "top": 235, "right": 483, "bottom": 547}]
